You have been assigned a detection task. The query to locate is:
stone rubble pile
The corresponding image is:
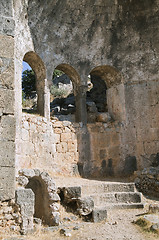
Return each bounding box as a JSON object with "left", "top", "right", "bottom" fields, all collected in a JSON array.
[
  {"left": 50, "top": 93, "right": 76, "bottom": 115},
  {"left": 135, "top": 166, "right": 159, "bottom": 197},
  {"left": 0, "top": 169, "right": 61, "bottom": 235},
  {"left": 0, "top": 200, "right": 21, "bottom": 233}
]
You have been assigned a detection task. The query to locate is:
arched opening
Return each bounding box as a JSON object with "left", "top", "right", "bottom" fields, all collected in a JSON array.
[
  {"left": 50, "top": 64, "right": 80, "bottom": 122},
  {"left": 87, "top": 65, "right": 124, "bottom": 122},
  {"left": 23, "top": 51, "right": 48, "bottom": 117},
  {"left": 26, "top": 176, "right": 52, "bottom": 225},
  {"left": 22, "top": 61, "right": 37, "bottom": 113},
  {"left": 87, "top": 74, "right": 107, "bottom": 113}
]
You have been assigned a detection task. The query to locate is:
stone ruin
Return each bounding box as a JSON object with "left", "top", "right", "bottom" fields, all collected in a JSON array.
[{"left": 1, "top": 0, "right": 159, "bottom": 235}]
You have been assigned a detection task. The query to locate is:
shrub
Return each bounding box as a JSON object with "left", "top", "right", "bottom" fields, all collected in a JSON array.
[{"left": 50, "top": 85, "right": 68, "bottom": 98}]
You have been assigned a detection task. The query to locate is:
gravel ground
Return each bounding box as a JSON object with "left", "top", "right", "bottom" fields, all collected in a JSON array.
[
  {"left": 1, "top": 207, "right": 159, "bottom": 240},
  {"left": 1, "top": 176, "right": 159, "bottom": 240}
]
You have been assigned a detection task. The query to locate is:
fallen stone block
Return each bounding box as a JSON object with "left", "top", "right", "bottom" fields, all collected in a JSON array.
[
  {"left": 92, "top": 208, "right": 107, "bottom": 222},
  {"left": 62, "top": 186, "right": 81, "bottom": 200},
  {"left": 77, "top": 197, "right": 94, "bottom": 216}
]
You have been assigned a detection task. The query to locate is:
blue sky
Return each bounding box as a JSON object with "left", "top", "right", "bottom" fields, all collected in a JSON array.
[{"left": 22, "top": 61, "right": 31, "bottom": 72}]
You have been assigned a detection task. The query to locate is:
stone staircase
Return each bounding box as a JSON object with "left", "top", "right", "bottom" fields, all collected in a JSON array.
[{"left": 56, "top": 178, "right": 144, "bottom": 222}]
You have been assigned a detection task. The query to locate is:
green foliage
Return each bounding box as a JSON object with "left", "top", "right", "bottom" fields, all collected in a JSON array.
[
  {"left": 50, "top": 85, "right": 68, "bottom": 98},
  {"left": 22, "top": 69, "right": 67, "bottom": 101},
  {"left": 53, "top": 69, "right": 64, "bottom": 79},
  {"left": 22, "top": 70, "right": 36, "bottom": 99}
]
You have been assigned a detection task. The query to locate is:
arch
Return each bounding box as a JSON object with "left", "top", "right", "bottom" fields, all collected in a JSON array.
[
  {"left": 23, "top": 51, "right": 49, "bottom": 118},
  {"left": 55, "top": 63, "right": 80, "bottom": 89},
  {"left": 50, "top": 63, "right": 81, "bottom": 121},
  {"left": 87, "top": 74, "right": 107, "bottom": 113},
  {"left": 89, "top": 65, "right": 125, "bottom": 121},
  {"left": 18, "top": 169, "right": 60, "bottom": 226},
  {"left": 23, "top": 51, "right": 46, "bottom": 81},
  {"left": 90, "top": 65, "right": 123, "bottom": 89}
]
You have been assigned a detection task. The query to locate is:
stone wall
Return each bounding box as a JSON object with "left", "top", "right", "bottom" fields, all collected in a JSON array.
[
  {"left": 0, "top": 0, "right": 16, "bottom": 200},
  {"left": 17, "top": 104, "right": 159, "bottom": 178},
  {"left": 52, "top": 119, "right": 79, "bottom": 176},
  {"left": 125, "top": 80, "right": 159, "bottom": 169},
  {"left": 0, "top": 199, "right": 21, "bottom": 234},
  {"left": 17, "top": 113, "right": 124, "bottom": 178},
  {"left": 135, "top": 166, "right": 159, "bottom": 198},
  {"left": 16, "top": 113, "right": 80, "bottom": 176},
  {"left": 2, "top": 0, "right": 159, "bottom": 201},
  {"left": 16, "top": 113, "right": 55, "bottom": 174}
]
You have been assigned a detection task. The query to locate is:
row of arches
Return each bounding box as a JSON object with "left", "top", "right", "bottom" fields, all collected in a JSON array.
[{"left": 22, "top": 51, "right": 124, "bottom": 122}]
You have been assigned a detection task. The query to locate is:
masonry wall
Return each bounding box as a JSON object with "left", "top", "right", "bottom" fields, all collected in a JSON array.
[
  {"left": 17, "top": 114, "right": 80, "bottom": 176},
  {"left": 0, "top": 0, "right": 16, "bottom": 200},
  {"left": 25, "top": 0, "right": 159, "bottom": 175},
  {"left": 123, "top": 79, "right": 159, "bottom": 170},
  {"left": 2, "top": 0, "right": 159, "bottom": 201},
  {"left": 18, "top": 113, "right": 124, "bottom": 178}
]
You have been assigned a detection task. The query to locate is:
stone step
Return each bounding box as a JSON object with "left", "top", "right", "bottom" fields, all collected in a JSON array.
[
  {"left": 89, "top": 192, "right": 142, "bottom": 206},
  {"left": 81, "top": 182, "right": 136, "bottom": 195},
  {"left": 99, "top": 203, "right": 144, "bottom": 210},
  {"left": 92, "top": 203, "right": 144, "bottom": 222}
]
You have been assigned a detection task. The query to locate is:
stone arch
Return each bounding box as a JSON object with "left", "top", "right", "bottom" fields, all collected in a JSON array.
[
  {"left": 23, "top": 51, "right": 50, "bottom": 118},
  {"left": 90, "top": 65, "right": 123, "bottom": 89},
  {"left": 17, "top": 169, "right": 60, "bottom": 226},
  {"left": 51, "top": 63, "right": 84, "bottom": 122},
  {"left": 55, "top": 63, "right": 81, "bottom": 92},
  {"left": 90, "top": 65, "right": 125, "bottom": 121}
]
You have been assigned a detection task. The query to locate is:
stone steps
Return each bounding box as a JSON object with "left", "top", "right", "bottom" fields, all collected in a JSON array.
[
  {"left": 57, "top": 178, "right": 144, "bottom": 222},
  {"left": 81, "top": 182, "right": 136, "bottom": 195},
  {"left": 88, "top": 192, "right": 142, "bottom": 206},
  {"left": 98, "top": 203, "right": 144, "bottom": 210}
]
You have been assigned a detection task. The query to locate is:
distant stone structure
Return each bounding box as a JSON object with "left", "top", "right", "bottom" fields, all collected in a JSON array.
[{"left": 1, "top": 0, "right": 159, "bottom": 233}]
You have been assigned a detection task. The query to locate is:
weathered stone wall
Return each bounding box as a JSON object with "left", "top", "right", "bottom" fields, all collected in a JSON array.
[
  {"left": 86, "top": 123, "right": 121, "bottom": 178},
  {"left": 135, "top": 166, "right": 159, "bottom": 198},
  {"left": 122, "top": 80, "right": 159, "bottom": 170},
  {"left": 0, "top": 0, "right": 16, "bottom": 200},
  {"left": 18, "top": 113, "right": 123, "bottom": 178},
  {"left": 2, "top": 0, "right": 159, "bottom": 200},
  {"left": 27, "top": 0, "right": 159, "bottom": 82},
  {"left": 52, "top": 120, "right": 79, "bottom": 176},
  {"left": 25, "top": 0, "right": 159, "bottom": 174},
  {"left": 16, "top": 114, "right": 55, "bottom": 174},
  {"left": 17, "top": 113, "right": 79, "bottom": 176},
  {"left": 0, "top": 199, "right": 21, "bottom": 233}
]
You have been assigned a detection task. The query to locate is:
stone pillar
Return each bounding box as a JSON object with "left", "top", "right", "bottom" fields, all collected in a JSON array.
[
  {"left": 44, "top": 79, "right": 50, "bottom": 120},
  {"left": 37, "top": 79, "right": 50, "bottom": 120},
  {"left": 75, "top": 85, "right": 87, "bottom": 124},
  {"left": 0, "top": 0, "right": 16, "bottom": 200},
  {"left": 15, "top": 189, "right": 35, "bottom": 234}
]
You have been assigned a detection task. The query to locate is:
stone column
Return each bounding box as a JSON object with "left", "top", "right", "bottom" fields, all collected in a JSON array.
[
  {"left": 0, "top": 0, "right": 16, "bottom": 200},
  {"left": 75, "top": 85, "right": 87, "bottom": 124},
  {"left": 36, "top": 79, "right": 50, "bottom": 120},
  {"left": 44, "top": 79, "right": 50, "bottom": 120}
]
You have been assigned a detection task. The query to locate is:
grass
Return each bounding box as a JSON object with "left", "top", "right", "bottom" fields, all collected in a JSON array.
[{"left": 134, "top": 216, "right": 159, "bottom": 238}]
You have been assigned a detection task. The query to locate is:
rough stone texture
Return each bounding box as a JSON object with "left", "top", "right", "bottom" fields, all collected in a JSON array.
[
  {"left": 0, "top": 199, "right": 21, "bottom": 233},
  {"left": 16, "top": 113, "right": 79, "bottom": 176},
  {"left": 58, "top": 179, "right": 143, "bottom": 222},
  {"left": 135, "top": 166, "right": 159, "bottom": 197},
  {"left": 2, "top": 0, "right": 159, "bottom": 201},
  {"left": 17, "top": 169, "right": 60, "bottom": 227},
  {"left": 17, "top": 113, "right": 127, "bottom": 178},
  {"left": 15, "top": 189, "right": 34, "bottom": 234},
  {"left": 0, "top": 0, "right": 16, "bottom": 201},
  {"left": 77, "top": 197, "right": 94, "bottom": 216},
  {"left": 92, "top": 208, "right": 107, "bottom": 223},
  {"left": 149, "top": 204, "right": 159, "bottom": 214}
]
